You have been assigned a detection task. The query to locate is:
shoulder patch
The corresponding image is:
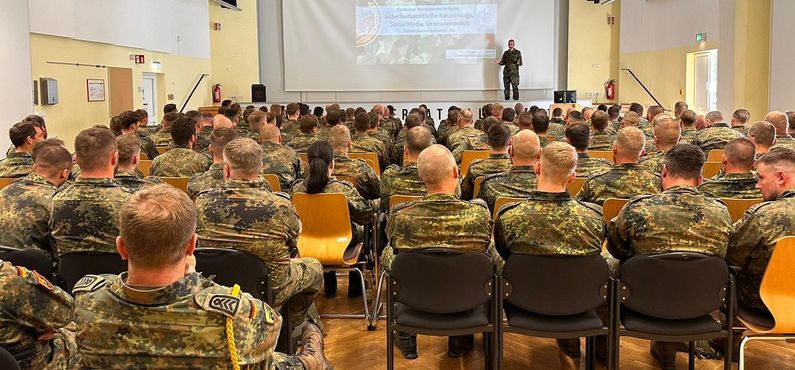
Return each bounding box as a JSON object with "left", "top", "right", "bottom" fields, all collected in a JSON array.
[
  {"left": 31, "top": 270, "right": 54, "bottom": 291},
  {"left": 202, "top": 294, "right": 241, "bottom": 318},
  {"left": 72, "top": 275, "right": 108, "bottom": 294}
]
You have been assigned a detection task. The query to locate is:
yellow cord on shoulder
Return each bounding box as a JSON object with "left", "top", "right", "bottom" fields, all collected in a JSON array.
[{"left": 226, "top": 284, "right": 241, "bottom": 370}]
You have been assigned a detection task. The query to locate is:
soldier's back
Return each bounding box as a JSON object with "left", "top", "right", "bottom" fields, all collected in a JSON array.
[
  {"left": 577, "top": 164, "right": 661, "bottom": 205},
  {"left": 150, "top": 147, "right": 211, "bottom": 177},
  {"left": 285, "top": 133, "right": 319, "bottom": 153},
  {"left": 698, "top": 172, "right": 762, "bottom": 199},
  {"left": 478, "top": 166, "right": 537, "bottom": 212},
  {"left": 380, "top": 163, "right": 427, "bottom": 206},
  {"left": 187, "top": 163, "right": 225, "bottom": 198},
  {"left": 694, "top": 123, "right": 743, "bottom": 152},
  {"left": 0, "top": 173, "right": 57, "bottom": 257},
  {"left": 576, "top": 153, "right": 612, "bottom": 178},
  {"left": 261, "top": 141, "right": 301, "bottom": 190},
  {"left": 333, "top": 155, "right": 380, "bottom": 199},
  {"left": 0, "top": 152, "right": 33, "bottom": 178},
  {"left": 588, "top": 130, "right": 614, "bottom": 151}
]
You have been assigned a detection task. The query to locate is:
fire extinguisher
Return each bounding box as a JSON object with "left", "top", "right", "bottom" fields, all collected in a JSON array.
[
  {"left": 212, "top": 84, "right": 222, "bottom": 103},
  {"left": 604, "top": 79, "right": 616, "bottom": 100}
]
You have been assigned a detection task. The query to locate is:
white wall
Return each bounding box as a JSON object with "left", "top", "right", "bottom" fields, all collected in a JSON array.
[
  {"left": 620, "top": 0, "right": 720, "bottom": 53},
  {"left": 0, "top": 0, "right": 33, "bottom": 152},
  {"left": 769, "top": 0, "right": 795, "bottom": 112}
]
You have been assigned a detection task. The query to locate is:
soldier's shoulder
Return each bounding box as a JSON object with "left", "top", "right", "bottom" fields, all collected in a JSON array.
[
  {"left": 463, "top": 198, "right": 490, "bottom": 212},
  {"left": 495, "top": 200, "right": 523, "bottom": 219},
  {"left": 575, "top": 200, "right": 604, "bottom": 216},
  {"left": 627, "top": 193, "right": 655, "bottom": 205},
  {"left": 194, "top": 284, "right": 259, "bottom": 319},
  {"left": 72, "top": 274, "right": 115, "bottom": 296}
]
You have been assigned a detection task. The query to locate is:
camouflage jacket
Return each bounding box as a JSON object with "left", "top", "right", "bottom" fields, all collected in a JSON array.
[
  {"left": 576, "top": 163, "right": 661, "bottom": 206},
  {"left": 261, "top": 141, "right": 302, "bottom": 191},
  {"left": 461, "top": 153, "right": 512, "bottom": 200},
  {"left": 447, "top": 126, "right": 485, "bottom": 153},
  {"left": 548, "top": 122, "right": 566, "bottom": 141},
  {"left": 189, "top": 164, "right": 273, "bottom": 199},
  {"left": 607, "top": 185, "right": 732, "bottom": 260},
  {"left": 538, "top": 135, "right": 556, "bottom": 148},
  {"left": 292, "top": 178, "right": 372, "bottom": 225},
  {"left": 381, "top": 118, "right": 401, "bottom": 138},
  {"left": 693, "top": 123, "right": 743, "bottom": 152},
  {"left": 0, "top": 261, "right": 75, "bottom": 370},
  {"left": 638, "top": 150, "right": 667, "bottom": 174},
  {"left": 280, "top": 119, "right": 301, "bottom": 143},
  {"left": 771, "top": 135, "right": 795, "bottom": 151},
  {"left": 194, "top": 126, "right": 213, "bottom": 153},
  {"left": 0, "top": 152, "right": 33, "bottom": 178},
  {"left": 379, "top": 163, "right": 427, "bottom": 209},
  {"left": 0, "top": 173, "right": 58, "bottom": 260},
  {"left": 392, "top": 129, "right": 436, "bottom": 166},
  {"left": 285, "top": 133, "right": 319, "bottom": 153},
  {"left": 74, "top": 272, "right": 284, "bottom": 369},
  {"left": 332, "top": 154, "right": 380, "bottom": 200},
  {"left": 727, "top": 190, "right": 795, "bottom": 312},
  {"left": 114, "top": 170, "right": 162, "bottom": 193},
  {"left": 679, "top": 126, "right": 699, "bottom": 145},
  {"left": 698, "top": 172, "right": 762, "bottom": 199},
  {"left": 369, "top": 130, "right": 394, "bottom": 154},
  {"left": 351, "top": 132, "right": 390, "bottom": 170},
  {"left": 149, "top": 130, "right": 172, "bottom": 147},
  {"left": 438, "top": 124, "right": 460, "bottom": 147},
  {"left": 196, "top": 180, "right": 299, "bottom": 305},
  {"left": 589, "top": 130, "right": 615, "bottom": 151},
  {"left": 136, "top": 131, "right": 160, "bottom": 160},
  {"left": 499, "top": 49, "right": 522, "bottom": 76},
  {"left": 576, "top": 152, "right": 612, "bottom": 178},
  {"left": 732, "top": 125, "right": 749, "bottom": 136},
  {"left": 495, "top": 191, "right": 605, "bottom": 258},
  {"left": 315, "top": 126, "right": 332, "bottom": 142},
  {"left": 477, "top": 165, "right": 537, "bottom": 212},
  {"left": 50, "top": 177, "right": 130, "bottom": 256},
  {"left": 150, "top": 145, "right": 211, "bottom": 177}
]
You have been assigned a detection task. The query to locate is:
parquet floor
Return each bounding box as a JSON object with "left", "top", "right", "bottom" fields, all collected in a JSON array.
[{"left": 315, "top": 277, "right": 795, "bottom": 370}]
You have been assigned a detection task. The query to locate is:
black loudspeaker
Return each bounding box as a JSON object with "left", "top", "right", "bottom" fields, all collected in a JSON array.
[
  {"left": 251, "top": 84, "right": 267, "bottom": 102},
  {"left": 553, "top": 90, "right": 577, "bottom": 104}
]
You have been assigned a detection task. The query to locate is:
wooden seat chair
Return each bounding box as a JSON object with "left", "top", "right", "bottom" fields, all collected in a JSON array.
[
  {"left": 262, "top": 173, "right": 281, "bottom": 192},
  {"left": 492, "top": 196, "right": 525, "bottom": 220},
  {"left": 567, "top": 177, "right": 587, "bottom": 195},
  {"left": 460, "top": 150, "right": 490, "bottom": 178},
  {"left": 0, "top": 178, "right": 18, "bottom": 190},
  {"left": 472, "top": 176, "right": 485, "bottom": 199},
  {"left": 139, "top": 153, "right": 149, "bottom": 160},
  {"left": 156, "top": 146, "right": 168, "bottom": 155},
  {"left": 298, "top": 152, "right": 308, "bottom": 165},
  {"left": 349, "top": 152, "right": 381, "bottom": 177},
  {"left": 602, "top": 198, "right": 629, "bottom": 222},
  {"left": 389, "top": 194, "right": 423, "bottom": 211},
  {"left": 721, "top": 198, "right": 763, "bottom": 223},
  {"left": 703, "top": 162, "right": 723, "bottom": 178},
  {"left": 588, "top": 150, "right": 614, "bottom": 163},
  {"left": 707, "top": 149, "right": 725, "bottom": 162},
  {"left": 138, "top": 160, "right": 153, "bottom": 177},
  {"left": 160, "top": 177, "right": 190, "bottom": 193},
  {"left": 738, "top": 236, "right": 795, "bottom": 370}
]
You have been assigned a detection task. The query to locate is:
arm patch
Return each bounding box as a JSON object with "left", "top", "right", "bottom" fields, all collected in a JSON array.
[
  {"left": 72, "top": 275, "right": 107, "bottom": 294},
  {"left": 202, "top": 294, "right": 241, "bottom": 318}
]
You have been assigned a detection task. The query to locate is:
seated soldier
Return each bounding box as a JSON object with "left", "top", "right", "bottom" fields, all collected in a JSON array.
[
  {"left": 51, "top": 127, "right": 131, "bottom": 257},
  {"left": 5, "top": 114, "right": 48, "bottom": 159},
  {"left": 531, "top": 113, "right": 556, "bottom": 148},
  {"left": 565, "top": 123, "right": 612, "bottom": 178},
  {"left": 448, "top": 109, "right": 489, "bottom": 162},
  {"left": 150, "top": 117, "right": 212, "bottom": 177},
  {"left": 678, "top": 110, "right": 699, "bottom": 144},
  {"left": 501, "top": 107, "right": 519, "bottom": 135},
  {"left": 329, "top": 125, "right": 380, "bottom": 200},
  {"left": 765, "top": 111, "right": 795, "bottom": 150},
  {"left": 381, "top": 144, "right": 496, "bottom": 360},
  {"left": 196, "top": 138, "right": 323, "bottom": 333},
  {"left": 286, "top": 114, "right": 321, "bottom": 152},
  {"left": 350, "top": 112, "right": 390, "bottom": 170},
  {"left": 194, "top": 111, "right": 215, "bottom": 153},
  {"left": 187, "top": 128, "right": 239, "bottom": 199},
  {"left": 260, "top": 124, "right": 303, "bottom": 191},
  {"left": 461, "top": 123, "right": 513, "bottom": 200},
  {"left": 437, "top": 108, "right": 461, "bottom": 147},
  {"left": 478, "top": 130, "right": 541, "bottom": 212},
  {"left": 316, "top": 108, "right": 342, "bottom": 141},
  {"left": 149, "top": 112, "right": 178, "bottom": 147},
  {"left": 281, "top": 103, "right": 302, "bottom": 143},
  {"left": 698, "top": 137, "right": 763, "bottom": 198},
  {"left": 367, "top": 111, "right": 394, "bottom": 155},
  {"left": 114, "top": 134, "right": 162, "bottom": 193},
  {"left": 547, "top": 111, "right": 566, "bottom": 141},
  {"left": 392, "top": 113, "right": 437, "bottom": 166},
  {"left": 246, "top": 110, "right": 267, "bottom": 141},
  {"left": 515, "top": 111, "right": 533, "bottom": 132},
  {"left": 0, "top": 259, "right": 76, "bottom": 369},
  {"left": 639, "top": 115, "right": 682, "bottom": 174},
  {"left": 0, "top": 121, "right": 44, "bottom": 177},
  {"left": 118, "top": 110, "right": 159, "bottom": 160},
  {"left": 588, "top": 110, "right": 615, "bottom": 151},
  {"left": 693, "top": 111, "right": 743, "bottom": 152},
  {"left": 727, "top": 147, "right": 795, "bottom": 315},
  {"left": 0, "top": 139, "right": 70, "bottom": 261},
  {"left": 494, "top": 141, "right": 605, "bottom": 360},
  {"left": 608, "top": 144, "right": 732, "bottom": 370},
  {"left": 731, "top": 108, "right": 751, "bottom": 136},
  {"left": 748, "top": 121, "right": 776, "bottom": 159},
  {"left": 380, "top": 126, "right": 433, "bottom": 208},
  {"left": 73, "top": 185, "right": 330, "bottom": 369},
  {"left": 577, "top": 127, "right": 661, "bottom": 206}
]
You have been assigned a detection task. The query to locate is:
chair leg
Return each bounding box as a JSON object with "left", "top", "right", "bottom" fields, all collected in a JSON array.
[
  {"left": 353, "top": 268, "right": 370, "bottom": 326},
  {"left": 386, "top": 275, "right": 395, "bottom": 370},
  {"left": 585, "top": 336, "right": 595, "bottom": 370},
  {"left": 368, "top": 270, "right": 386, "bottom": 330},
  {"left": 483, "top": 332, "right": 492, "bottom": 370},
  {"left": 688, "top": 341, "right": 695, "bottom": 370},
  {"left": 738, "top": 336, "right": 750, "bottom": 370}
]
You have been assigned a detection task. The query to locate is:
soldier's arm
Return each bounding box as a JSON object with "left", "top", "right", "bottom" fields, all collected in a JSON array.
[
  {"left": 606, "top": 206, "right": 632, "bottom": 261},
  {"left": 498, "top": 51, "right": 505, "bottom": 65},
  {"left": 344, "top": 185, "right": 374, "bottom": 225},
  {"left": 0, "top": 264, "right": 74, "bottom": 332},
  {"left": 575, "top": 180, "right": 592, "bottom": 203},
  {"left": 725, "top": 213, "right": 762, "bottom": 268},
  {"left": 460, "top": 171, "right": 475, "bottom": 200},
  {"left": 517, "top": 51, "right": 523, "bottom": 66},
  {"left": 362, "top": 166, "right": 381, "bottom": 200},
  {"left": 493, "top": 215, "right": 511, "bottom": 260}
]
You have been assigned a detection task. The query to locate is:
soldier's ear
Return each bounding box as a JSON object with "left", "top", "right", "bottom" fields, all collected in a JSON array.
[{"left": 116, "top": 236, "right": 129, "bottom": 261}]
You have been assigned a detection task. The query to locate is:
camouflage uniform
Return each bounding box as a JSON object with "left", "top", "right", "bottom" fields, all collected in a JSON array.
[
  {"left": 538, "top": 135, "right": 556, "bottom": 149},
  {"left": 693, "top": 123, "right": 743, "bottom": 152},
  {"left": 727, "top": 190, "right": 795, "bottom": 313},
  {"left": 448, "top": 128, "right": 490, "bottom": 163},
  {"left": 438, "top": 125, "right": 460, "bottom": 148},
  {"left": 50, "top": 178, "right": 131, "bottom": 256},
  {"left": 477, "top": 165, "right": 537, "bottom": 212},
  {"left": 261, "top": 141, "right": 303, "bottom": 191},
  {"left": 195, "top": 179, "right": 323, "bottom": 329},
  {"left": 548, "top": 123, "right": 566, "bottom": 141},
  {"left": 332, "top": 155, "right": 380, "bottom": 200},
  {"left": 698, "top": 172, "right": 762, "bottom": 199},
  {"left": 351, "top": 132, "right": 390, "bottom": 170},
  {"left": 461, "top": 153, "right": 512, "bottom": 200},
  {"left": 679, "top": 127, "right": 698, "bottom": 145},
  {"left": 114, "top": 170, "right": 162, "bottom": 193},
  {"left": 74, "top": 272, "right": 305, "bottom": 369},
  {"left": 0, "top": 173, "right": 59, "bottom": 260},
  {"left": 576, "top": 152, "right": 612, "bottom": 178},
  {"left": 576, "top": 164, "right": 661, "bottom": 206},
  {"left": 637, "top": 150, "right": 667, "bottom": 174},
  {"left": 149, "top": 130, "right": 172, "bottom": 147},
  {"left": 285, "top": 133, "right": 320, "bottom": 153},
  {"left": 188, "top": 164, "right": 272, "bottom": 199},
  {"left": 369, "top": 129, "right": 394, "bottom": 154},
  {"left": 392, "top": 129, "right": 436, "bottom": 166},
  {"left": 499, "top": 48, "right": 522, "bottom": 100},
  {"left": 194, "top": 126, "right": 213, "bottom": 154},
  {"left": 607, "top": 185, "right": 732, "bottom": 260},
  {"left": 0, "top": 152, "right": 33, "bottom": 178},
  {"left": 136, "top": 131, "right": 160, "bottom": 160},
  {"left": 150, "top": 145, "right": 212, "bottom": 177},
  {"left": 771, "top": 135, "right": 795, "bottom": 151},
  {"left": 315, "top": 126, "right": 332, "bottom": 142},
  {"left": 494, "top": 191, "right": 605, "bottom": 258},
  {"left": 379, "top": 163, "right": 427, "bottom": 209},
  {"left": 381, "top": 118, "right": 400, "bottom": 138},
  {"left": 732, "top": 125, "right": 749, "bottom": 136},
  {"left": 0, "top": 261, "right": 76, "bottom": 370},
  {"left": 281, "top": 119, "right": 301, "bottom": 144},
  {"left": 589, "top": 130, "right": 615, "bottom": 151},
  {"left": 422, "top": 121, "right": 438, "bottom": 138}
]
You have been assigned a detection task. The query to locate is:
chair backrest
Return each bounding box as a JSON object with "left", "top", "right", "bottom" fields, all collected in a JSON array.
[
  {"left": 139, "top": 153, "right": 149, "bottom": 161},
  {"left": 138, "top": 160, "right": 153, "bottom": 177},
  {"left": 460, "top": 150, "right": 490, "bottom": 178},
  {"left": 298, "top": 152, "right": 308, "bottom": 165},
  {"left": 0, "top": 246, "right": 53, "bottom": 280},
  {"left": 156, "top": 146, "right": 168, "bottom": 155},
  {"left": 602, "top": 198, "right": 628, "bottom": 221},
  {"left": 59, "top": 252, "right": 127, "bottom": 292},
  {"left": 702, "top": 162, "right": 722, "bottom": 178},
  {"left": 292, "top": 192, "right": 359, "bottom": 266},
  {"left": 758, "top": 236, "right": 795, "bottom": 333},
  {"left": 503, "top": 254, "right": 609, "bottom": 316},
  {"left": 364, "top": 159, "right": 379, "bottom": 178},
  {"left": 721, "top": 198, "right": 763, "bottom": 223},
  {"left": 492, "top": 197, "right": 524, "bottom": 220},
  {"left": 619, "top": 252, "right": 729, "bottom": 320},
  {"left": 0, "top": 346, "right": 20, "bottom": 370},
  {"left": 0, "top": 178, "right": 17, "bottom": 190},
  {"left": 391, "top": 251, "right": 494, "bottom": 314},
  {"left": 195, "top": 248, "right": 272, "bottom": 304},
  {"left": 161, "top": 177, "right": 190, "bottom": 193},
  {"left": 588, "top": 150, "right": 614, "bottom": 163},
  {"left": 336, "top": 175, "right": 359, "bottom": 190},
  {"left": 262, "top": 173, "right": 281, "bottom": 192},
  {"left": 567, "top": 177, "right": 587, "bottom": 195},
  {"left": 472, "top": 176, "right": 485, "bottom": 198},
  {"left": 349, "top": 152, "right": 381, "bottom": 176},
  {"left": 389, "top": 194, "right": 423, "bottom": 211},
  {"left": 707, "top": 149, "right": 725, "bottom": 162}
]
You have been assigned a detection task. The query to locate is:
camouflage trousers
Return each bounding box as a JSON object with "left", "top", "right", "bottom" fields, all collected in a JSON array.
[
  {"left": 273, "top": 258, "right": 324, "bottom": 333},
  {"left": 272, "top": 352, "right": 307, "bottom": 369},
  {"left": 36, "top": 325, "right": 77, "bottom": 370},
  {"left": 503, "top": 74, "right": 520, "bottom": 100}
]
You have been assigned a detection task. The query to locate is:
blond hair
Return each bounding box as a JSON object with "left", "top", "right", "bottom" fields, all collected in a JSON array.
[
  {"left": 328, "top": 125, "right": 351, "bottom": 152},
  {"left": 223, "top": 138, "right": 263, "bottom": 177},
  {"left": 541, "top": 142, "right": 577, "bottom": 181},
  {"left": 615, "top": 127, "right": 646, "bottom": 158}
]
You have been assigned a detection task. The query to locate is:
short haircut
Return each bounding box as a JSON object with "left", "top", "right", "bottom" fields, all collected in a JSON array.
[
  {"left": 116, "top": 134, "right": 141, "bottom": 165},
  {"left": 664, "top": 144, "right": 705, "bottom": 179},
  {"left": 517, "top": 112, "right": 533, "bottom": 129},
  {"left": 260, "top": 125, "right": 280, "bottom": 143},
  {"left": 459, "top": 109, "right": 474, "bottom": 125},
  {"left": 764, "top": 111, "right": 789, "bottom": 133},
  {"left": 345, "top": 107, "right": 356, "bottom": 119},
  {"left": 607, "top": 105, "right": 620, "bottom": 120},
  {"left": 368, "top": 111, "right": 380, "bottom": 128},
  {"left": 629, "top": 103, "right": 644, "bottom": 116},
  {"left": 223, "top": 138, "right": 263, "bottom": 176},
  {"left": 74, "top": 126, "right": 117, "bottom": 172},
  {"left": 674, "top": 101, "right": 688, "bottom": 114},
  {"left": 31, "top": 139, "right": 71, "bottom": 175},
  {"left": 406, "top": 126, "right": 433, "bottom": 156},
  {"left": 531, "top": 113, "right": 550, "bottom": 133},
  {"left": 757, "top": 147, "right": 795, "bottom": 171},
  {"left": 163, "top": 103, "right": 178, "bottom": 114},
  {"left": 622, "top": 112, "right": 640, "bottom": 127},
  {"left": 286, "top": 103, "right": 300, "bottom": 116},
  {"left": 732, "top": 109, "right": 750, "bottom": 125},
  {"left": 748, "top": 121, "right": 776, "bottom": 147},
  {"left": 705, "top": 110, "right": 724, "bottom": 123},
  {"left": 300, "top": 114, "right": 319, "bottom": 134},
  {"left": 487, "top": 123, "right": 511, "bottom": 148},
  {"left": 565, "top": 123, "right": 590, "bottom": 151},
  {"left": 680, "top": 110, "right": 697, "bottom": 126},
  {"left": 511, "top": 130, "right": 540, "bottom": 160},
  {"left": 417, "top": 144, "right": 456, "bottom": 186},
  {"left": 185, "top": 110, "right": 201, "bottom": 123},
  {"left": 162, "top": 112, "right": 179, "bottom": 125},
  {"left": 210, "top": 128, "right": 239, "bottom": 151},
  {"left": 9, "top": 121, "right": 37, "bottom": 147},
  {"left": 404, "top": 113, "right": 422, "bottom": 129},
  {"left": 313, "top": 106, "right": 324, "bottom": 117},
  {"left": 170, "top": 117, "right": 197, "bottom": 145},
  {"left": 447, "top": 109, "right": 460, "bottom": 125},
  {"left": 223, "top": 108, "right": 238, "bottom": 120},
  {"left": 248, "top": 111, "right": 266, "bottom": 130},
  {"left": 552, "top": 107, "right": 563, "bottom": 117},
  {"left": 615, "top": 127, "right": 646, "bottom": 158},
  {"left": 22, "top": 114, "right": 46, "bottom": 128},
  {"left": 481, "top": 116, "right": 500, "bottom": 134},
  {"left": 328, "top": 125, "right": 351, "bottom": 151},
  {"left": 541, "top": 142, "right": 577, "bottom": 181},
  {"left": 597, "top": 104, "right": 608, "bottom": 112},
  {"left": 591, "top": 111, "right": 609, "bottom": 130},
  {"left": 567, "top": 111, "right": 584, "bottom": 122},
  {"left": 502, "top": 107, "right": 516, "bottom": 122},
  {"left": 326, "top": 109, "right": 342, "bottom": 126},
  {"left": 120, "top": 185, "right": 197, "bottom": 269},
  {"left": 647, "top": 105, "right": 665, "bottom": 119},
  {"left": 493, "top": 103, "right": 504, "bottom": 116},
  {"left": 109, "top": 116, "right": 123, "bottom": 136},
  {"left": 118, "top": 111, "right": 141, "bottom": 130},
  {"left": 724, "top": 137, "right": 756, "bottom": 170},
  {"left": 581, "top": 106, "right": 594, "bottom": 115},
  {"left": 653, "top": 117, "right": 682, "bottom": 146},
  {"left": 354, "top": 112, "right": 370, "bottom": 132}
]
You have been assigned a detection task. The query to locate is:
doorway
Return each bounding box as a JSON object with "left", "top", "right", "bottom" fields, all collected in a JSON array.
[
  {"left": 141, "top": 73, "right": 157, "bottom": 125},
  {"left": 686, "top": 49, "right": 718, "bottom": 113}
]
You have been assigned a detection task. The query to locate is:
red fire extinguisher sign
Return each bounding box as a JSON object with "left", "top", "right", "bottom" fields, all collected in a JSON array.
[{"left": 212, "top": 84, "right": 222, "bottom": 103}]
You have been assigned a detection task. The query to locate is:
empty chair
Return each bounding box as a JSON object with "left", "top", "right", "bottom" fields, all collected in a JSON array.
[
  {"left": 703, "top": 162, "right": 723, "bottom": 178},
  {"left": 0, "top": 178, "right": 18, "bottom": 190},
  {"left": 262, "top": 173, "right": 281, "bottom": 192},
  {"left": 59, "top": 252, "right": 127, "bottom": 292},
  {"left": 602, "top": 198, "right": 629, "bottom": 221},
  {"left": 707, "top": 149, "right": 725, "bottom": 162},
  {"left": 349, "top": 152, "right": 381, "bottom": 177},
  {"left": 138, "top": 160, "right": 153, "bottom": 177}
]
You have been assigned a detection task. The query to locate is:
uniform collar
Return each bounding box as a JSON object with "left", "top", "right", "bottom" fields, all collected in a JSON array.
[
  {"left": 6, "top": 151, "right": 31, "bottom": 158},
  {"left": 663, "top": 184, "right": 700, "bottom": 194},
  {"left": 710, "top": 122, "right": 731, "bottom": 128},
  {"left": 225, "top": 178, "right": 265, "bottom": 189},
  {"left": 777, "top": 189, "right": 795, "bottom": 200},
  {"left": 111, "top": 272, "right": 209, "bottom": 306},
  {"left": 509, "top": 165, "right": 535, "bottom": 172},
  {"left": 528, "top": 190, "right": 571, "bottom": 201},
  {"left": 489, "top": 153, "right": 510, "bottom": 159},
  {"left": 115, "top": 170, "right": 140, "bottom": 178},
  {"left": 423, "top": 193, "right": 459, "bottom": 201},
  {"left": 716, "top": 172, "right": 757, "bottom": 180},
  {"left": 74, "top": 177, "right": 117, "bottom": 186},
  {"left": 23, "top": 172, "right": 56, "bottom": 187}
]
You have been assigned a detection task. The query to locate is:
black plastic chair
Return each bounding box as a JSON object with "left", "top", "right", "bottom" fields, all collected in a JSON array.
[
  {"left": 386, "top": 250, "right": 498, "bottom": 370},
  {"left": 613, "top": 252, "right": 735, "bottom": 370},
  {"left": 0, "top": 347, "right": 20, "bottom": 370},
  {"left": 0, "top": 246, "right": 53, "bottom": 281},
  {"left": 500, "top": 254, "right": 612, "bottom": 370},
  {"left": 58, "top": 252, "right": 127, "bottom": 292}
]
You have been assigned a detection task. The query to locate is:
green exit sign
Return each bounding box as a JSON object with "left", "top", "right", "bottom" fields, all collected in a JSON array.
[{"left": 696, "top": 33, "right": 706, "bottom": 43}]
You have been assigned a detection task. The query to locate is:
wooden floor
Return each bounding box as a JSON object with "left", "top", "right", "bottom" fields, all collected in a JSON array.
[{"left": 315, "top": 277, "right": 795, "bottom": 370}]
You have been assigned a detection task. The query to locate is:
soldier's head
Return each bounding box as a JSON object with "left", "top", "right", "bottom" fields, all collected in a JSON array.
[
  {"left": 629, "top": 103, "right": 644, "bottom": 117},
  {"left": 502, "top": 107, "right": 516, "bottom": 123},
  {"left": 517, "top": 112, "right": 533, "bottom": 130},
  {"left": 458, "top": 109, "right": 474, "bottom": 127},
  {"left": 118, "top": 185, "right": 197, "bottom": 272},
  {"left": 116, "top": 134, "right": 141, "bottom": 171},
  {"left": 185, "top": 110, "right": 202, "bottom": 126},
  {"left": 118, "top": 110, "right": 142, "bottom": 134},
  {"left": 31, "top": 139, "right": 71, "bottom": 187},
  {"left": 417, "top": 144, "right": 458, "bottom": 194},
  {"left": 755, "top": 147, "right": 795, "bottom": 201},
  {"left": 661, "top": 144, "right": 705, "bottom": 189},
  {"left": 404, "top": 113, "right": 422, "bottom": 129},
  {"left": 566, "top": 111, "right": 584, "bottom": 125},
  {"left": 748, "top": 121, "right": 776, "bottom": 151},
  {"left": 695, "top": 114, "right": 707, "bottom": 130},
  {"left": 705, "top": 111, "right": 724, "bottom": 126},
  {"left": 161, "top": 112, "right": 179, "bottom": 130},
  {"left": 368, "top": 111, "right": 381, "bottom": 129},
  {"left": 248, "top": 110, "right": 266, "bottom": 132},
  {"left": 329, "top": 125, "right": 352, "bottom": 155},
  {"left": 354, "top": 112, "right": 370, "bottom": 133},
  {"left": 607, "top": 105, "right": 620, "bottom": 121},
  {"left": 447, "top": 110, "right": 460, "bottom": 128},
  {"left": 201, "top": 111, "right": 214, "bottom": 127},
  {"left": 405, "top": 126, "right": 433, "bottom": 162},
  {"left": 23, "top": 114, "right": 47, "bottom": 138},
  {"left": 646, "top": 106, "right": 664, "bottom": 122},
  {"left": 9, "top": 121, "right": 43, "bottom": 151},
  {"left": 213, "top": 114, "right": 234, "bottom": 130},
  {"left": 345, "top": 107, "right": 356, "bottom": 120},
  {"left": 508, "top": 39, "right": 515, "bottom": 49},
  {"left": 74, "top": 126, "right": 118, "bottom": 177},
  {"left": 653, "top": 117, "right": 681, "bottom": 151},
  {"left": 286, "top": 103, "right": 300, "bottom": 118},
  {"left": 565, "top": 123, "right": 590, "bottom": 153},
  {"left": 614, "top": 127, "right": 646, "bottom": 163},
  {"left": 305, "top": 141, "right": 335, "bottom": 194},
  {"left": 582, "top": 107, "right": 594, "bottom": 121},
  {"left": 163, "top": 103, "right": 178, "bottom": 115},
  {"left": 732, "top": 109, "right": 751, "bottom": 127},
  {"left": 591, "top": 111, "right": 609, "bottom": 131},
  {"left": 764, "top": 111, "right": 789, "bottom": 136},
  {"left": 326, "top": 109, "right": 342, "bottom": 127},
  {"left": 259, "top": 124, "right": 280, "bottom": 145},
  {"left": 300, "top": 114, "right": 319, "bottom": 134},
  {"left": 552, "top": 107, "right": 563, "bottom": 118},
  {"left": 171, "top": 117, "right": 197, "bottom": 147},
  {"left": 492, "top": 103, "right": 504, "bottom": 119},
  {"left": 620, "top": 112, "right": 640, "bottom": 128},
  {"left": 510, "top": 130, "right": 541, "bottom": 167},
  {"left": 209, "top": 128, "right": 239, "bottom": 162},
  {"left": 482, "top": 104, "right": 493, "bottom": 118},
  {"left": 674, "top": 101, "right": 688, "bottom": 118},
  {"left": 723, "top": 137, "right": 756, "bottom": 174},
  {"left": 680, "top": 110, "right": 697, "bottom": 128},
  {"left": 514, "top": 103, "right": 524, "bottom": 113},
  {"left": 487, "top": 123, "right": 511, "bottom": 152},
  {"left": 531, "top": 113, "right": 549, "bottom": 134},
  {"left": 223, "top": 138, "right": 262, "bottom": 181},
  {"left": 481, "top": 116, "right": 500, "bottom": 134},
  {"left": 788, "top": 112, "right": 795, "bottom": 136},
  {"left": 536, "top": 142, "right": 577, "bottom": 188}
]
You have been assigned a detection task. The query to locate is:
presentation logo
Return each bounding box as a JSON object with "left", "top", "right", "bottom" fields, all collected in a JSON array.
[{"left": 356, "top": 1, "right": 381, "bottom": 47}]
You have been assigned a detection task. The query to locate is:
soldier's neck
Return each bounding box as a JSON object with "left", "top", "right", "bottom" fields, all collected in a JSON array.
[
  {"left": 80, "top": 167, "right": 116, "bottom": 179},
  {"left": 126, "top": 265, "right": 186, "bottom": 288}
]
